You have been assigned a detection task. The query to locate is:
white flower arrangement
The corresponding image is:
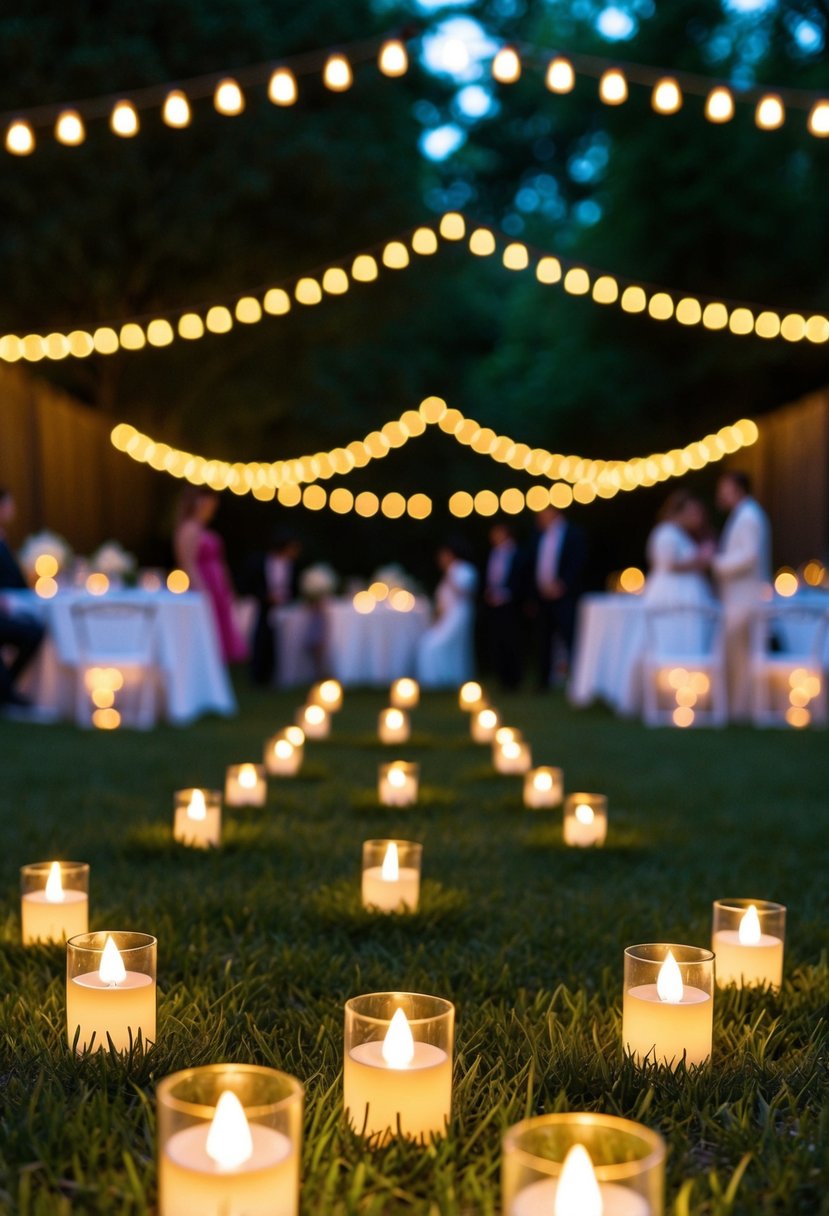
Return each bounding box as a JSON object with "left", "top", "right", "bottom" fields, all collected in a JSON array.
[
  {"left": 300, "top": 563, "right": 338, "bottom": 601},
  {"left": 18, "top": 531, "right": 73, "bottom": 577},
  {"left": 372, "top": 563, "right": 411, "bottom": 591},
  {"left": 90, "top": 541, "right": 137, "bottom": 579}
]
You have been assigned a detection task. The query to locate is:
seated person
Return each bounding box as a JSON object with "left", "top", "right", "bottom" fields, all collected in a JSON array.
[{"left": 0, "top": 488, "right": 45, "bottom": 707}]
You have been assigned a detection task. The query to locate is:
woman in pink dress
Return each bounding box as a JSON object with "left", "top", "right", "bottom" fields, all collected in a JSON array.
[{"left": 174, "top": 487, "right": 248, "bottom": 663}]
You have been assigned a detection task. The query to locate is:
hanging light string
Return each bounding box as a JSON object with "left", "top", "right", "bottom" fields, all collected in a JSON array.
[
  {"left": 4, "top": 210, "right": 828, "bottom": 364},
  {"left": 2, "top": 30, "right": 415, "bottom": 155},
  {"left": 111, "top": 392, "right": 759, "bottom": 510},
  {"left": 490, "top": 43, "right": 829, "bottom": 135}
]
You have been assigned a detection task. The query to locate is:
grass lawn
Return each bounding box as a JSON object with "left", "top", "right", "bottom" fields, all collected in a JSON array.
[{"left": 1, "top": 683, "right": 828, "bottom": 1215}]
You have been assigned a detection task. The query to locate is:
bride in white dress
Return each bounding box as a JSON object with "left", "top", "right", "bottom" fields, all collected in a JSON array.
[
  {"left": 417, "top": 543, "right": 479, "bottom": 688},
  {"left": 643, "top": 492, "right": 714, "bottom": 607}
]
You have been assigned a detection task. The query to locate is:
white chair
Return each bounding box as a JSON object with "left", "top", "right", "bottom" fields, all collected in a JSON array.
[
  {"left": 641, "top": 605, "right": 727, "bottom": 727},
  {"left": 70, "top": 602, "right": 161, "bottom": 730},
  {"left": 749, "top": 604, "right": 829, "bottom": 728}
]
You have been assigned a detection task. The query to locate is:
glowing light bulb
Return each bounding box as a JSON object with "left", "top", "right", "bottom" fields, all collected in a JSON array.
[
  {"left": 99, "top": 935, "right": 127, "bottom": 986},
  {"left": 534, "top": 771, "right": 553, "bottom": 793},
  {"left": 6, "top": 120, "right": 35, "bottom": 155},
  {"left": 656, "top": 950, "right": 684, "bottom": 1004},
  {"left": 162, "top": 89, "right": 191, "bottom": 128},
  {"left": 238, "top": 764, "right": 257, "bottom": 790},
  {"left": 599, "top": 68, "right": 627, "bottom": 105},
  {"left": 214, "top": 78, "right": 244, "bottom": 115},
  {"left": 324, "top": 54, "right": 352, "bottom": 92},
  {"left": 110, "top": 100, "right": 139, "bottom": 137},
  {"left": 268, "top": 68, "right": 297, "bottom": 106},
  {"left": 546, "top": 56, "right": 575, "bottom": 93},
  {"left": 575, "top": 803, "right": 595, "bottom": 825},
  {"left": 808, "top": 100, "right": 829, "bottom": 137},
  {"left": 652, "top": 77, "right": 682, "bottom": 115},
  {"left": 755, "top": 94, "right": 784, "bottom": 130},
  {"left": 206, "top": 1091, "right": 254, "bottom": 1170},
  {"left": 739, "top": 904, "right": 762, "bottom": 946},
  {"left": 555, "top": 1144, "right": 603, "bottom": 1216},
  {"left": 381, "top": 842, "right": 399, "bottom": 882},
  {"left": 187, "top": 790, "right": 207, "bottom": 821},
  {"left": 45, "top": 861, "right": 64, "bottom": 903},
  {"left": 55, "top": 109, "right": 85, "bottom": 146},
  {"left": 705, "top": 86, "right": 734, "bottom": 123},
  {"left": 382, "top": 1008, "right": 415, "bottom": 1067},
  {"left": 379, "top": 39, "right": 408, "bottom": 77},
  {"left": 492, "top": 46, "right": 521, "bottom": 84}
]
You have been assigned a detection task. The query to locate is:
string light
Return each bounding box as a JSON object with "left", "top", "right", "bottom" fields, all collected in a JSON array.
[
  {"left": 323, "top": 54, "right": 353, "bottom": 92},
  {"left": 546, "top": 57, "right": 575, "bottom": 94},
  {"left": 599, "top": 69, "right": 628, "bottom": 105},
  {"left": 705, "top": 87, "right": 734, "bottom": 123},
  {"left": 378, "top": 40, "right": 408, "bottom": 78},
  {"left": 162, "top": 89, "right": 191, "bottom": 128},
  {"left": 54, "top": 109, "right": 85, "bottom": 145},
  {"left": 110, "top": 100, "right": 139, "bottom": 137},
  {"left": 214, "top": 78, "right": 244, "bottom": 115},
  {"left": 808, "top": 100, "right": 829, "bottom": 137},
  {"left": 492, "top": 46, "right": 522, "bottom": 84},
  {"left": 268, "top": 69, "right": 297, "bottom": 106},
  {"left": 755, "top": 94, "right": 785, "bottom": 130},
  {"left": 6, "top": 120, "right": 35, "bottom": 155},
  {"left": 652, "top": 77, "right": 682, "bottom": 115}
]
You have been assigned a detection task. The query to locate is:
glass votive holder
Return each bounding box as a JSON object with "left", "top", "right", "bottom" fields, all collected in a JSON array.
[
  {"left": 459, "top": 681, "right": 484, "bottom": 712},
  {"left": 471, "top": 705, "right": 500, "bottom": 743},
  {"left": 296, "top": 703, "right": 330, "bottom": 739},
  {"left": 623, "top": 943, "right": 714, "bottom": 1069},
  {"left": 157, "top": 1064, "right": 304, "bottom": 1216},
  {"left": 502, "top": 1111, "right": 666, "bottom": 1215},
  {"left": 378, "top": 760, "right": 419, "bottom": 807},
  {"left": 712, "top": 898, "right": 786, "bottom": 990},
  {"left": 378, "top": 707, "right": 410, "bottom": 744},
  {"left": 310, "top": 679, "right": 343, "bottom": 713},
  {"left": 523, "top": 767, "right": 564, "bottom": 810},
  {"left": 343, "top": 991, "right": 454, "bottom": 1144},
  {"left": 67, "top": 930, "right": 157, "bottom": 1052},
  {"left": 563, "top": 792, "right": 607, "bottom": 845},
  {"left": 362, "top": 839, "right": 422, "bottom": 913},
  {"left": 390, "top": 677, "right": 420, "bottom": 709},
  {"left": 225, "top": 763, "right": 267, "bottom": 807},
  {"left": 21, "top": 860, "right": 89, "bottom": 945},
  {"left": 173, "top": 788, "right": 222, "bottom": 848},
  {"left": 264, "top": 732, "right": 304, "bottom": 777},
  {"left": 493, "top": 737, "right": 532, "bottom": 774}
]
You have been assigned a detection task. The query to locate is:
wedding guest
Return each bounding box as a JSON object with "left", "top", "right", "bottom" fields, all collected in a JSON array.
[
  {"left": 0, "top": 489, "right": 44, "bottom": 708},
  {"left": 711, "top": 471, "right": 772, "bottom": 720},
  {"left": 482, "top": 520, "right": 523, "bottom": 690},
  {"left": 528, "top": 505, "right": 588, "bottom": 689},
  {"left": 246, "top": 530, "right": 302, "bottom": 686},
  {"left": 173, "top": 486, "right": 247, "bottom": 663},
  {"left": 417, "top": 538, "right": 479, "bottom": 688},
  {"left": 643, "top": 491, "right": 715, "bottom": 608},
  {"left": 0, "top": 489, "right": 28, "bottom": 589}
]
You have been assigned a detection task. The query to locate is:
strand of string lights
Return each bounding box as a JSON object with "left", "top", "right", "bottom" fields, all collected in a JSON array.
[{"left": 4, "top": 211, "right": 828, "bottom": 364}]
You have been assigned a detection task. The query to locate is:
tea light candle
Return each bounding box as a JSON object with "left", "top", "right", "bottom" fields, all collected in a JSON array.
[
  {"left": 378, "top": 761, "right": 419, "bottom": 807},
  {"left": 563, "top": 793, "right": 607, "bottom": 845},
  {"left": 66, "top": 931, "right": 156, "bottom": 1052},
  {"left": 493, "top": 737, "right": 532, "bottom": 774},
  {"left": 225, "top": 763, "right": 267, "bottom": 807},
  {"left": 296, "top": 703, "right": 330, "bottom": 739},
  {"left": 391, "top": 678, "right": 420, "bottom": 710},
  {"left": 623, "top": 944, "right": 714, "bottom": 1068},
  {"left": 471, "top": 706, "right": 500, "bottom": 743},
  {"left": 523, "top": 767, "right": 564, "bottom": 809},
  {"left": 173, "top": 788, "right": 221, "bottom": 848},
  {"left": 502, "top": 1112, "right": 665, "bottom": 1216},
  {"left": 362, "top": 840, "right": 422, "bottom": 912},
  {"left": 344, "top": 993, "right": 454, "bottom": 1143},
  {"left": 712, "top": 899, "right": 785, "bottom": 990},
  {"left": 157, "top": 1064, "right": 303, "bottom": 1216},
  {"left": 21, "top": 861, "right": 89, "bottom": 945},
  {"left": 378, "top": 707, "right": 410, "bottom": 745},
  {"left": 264, "top": 733, "right": 304, "bottom": 777},
  {"left": 459, "top": 681, "right": 484, "bottom": 712},
  {"left": 310, "top": 679, "right": 343, "bottom": 713}
]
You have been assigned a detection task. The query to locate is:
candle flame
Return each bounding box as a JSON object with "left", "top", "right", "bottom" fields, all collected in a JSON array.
[
  {"left": 388, "top": 765, "right": 407, "bottom": 789},
  {"left": 238, "top": 764, "right": 257, "bottom": 790},
  {"left": 99, "top": 935, "right": 127, "bottom": 986},
  {"left": 575, "top": 803, "right": 595, "bottom": 825},
  {"left": 479, "top": 709, "right": 498, "bottom": 729},
  {"left": 502, "top": 741, "right": 521, "bottom": 760},
  {"left": 206, "top": 1091, "right": 254, "bottom": 1170},
  {"left": 396, "top": 678, "right": 417, "bottom": 700},
  {"left": 274, "top": 739, "right": 294, "bottom": 761},
  {"left": 382, "top": 1007, "right": 415, "bottom": 1067},
  {"left": 739, "top": 904, "right": 762, "bottom": 946},
  {"left": 555, "top": 1144, "right": 603, "bottom": 1216},
  {"left": 305, "top": 704, "right": 325, "bottom": 726},
  {"left": 45, "top": 861, "right": 64, "bottom": 903},
  {"left": 187, "top": 789, "right": 207, "bottom": 821},
  {"left": 656, "top": 949, "right": 684, "bottom": 1003},
  {"left": 284, "top": 726, "right": 304, "bottom": 746},
  {"left": 385, "top": 709, "right": 404, "bottom": 729},
  {"left": 460, "top": 681, "right": 482, "bottom": 705},
  {"left": 534, "top": 771, "right": 553, "bottom": 793},
  {"left": 495, "top": 726, "right": 517, "bottom": 745},
  {"left": 381, "top": 841, "right": 400, "bottom": 881},
  {"left": 320, "top": 679, "right": 341, "bottom": 704}
]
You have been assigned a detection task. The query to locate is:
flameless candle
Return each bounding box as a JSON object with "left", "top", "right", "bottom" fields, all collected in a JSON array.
[
  {"left": 157, "top": 1064, "right": 303, "bottom": 1216},
  {"left": 225, "top": 763, "right": 267, "bottom": 807},
  {"left": 563, "top": 793, "right": 608, "bottom": 846},
  {"left": 173, "top": 788, "right": 221, "bottom": 848},
  {"left": 494, "top": 737, "right": 532, "bottom": 774},
  {"left": 378, "top": 707, "right": 410, "bottom": 745},
  {"left": 21, "top": 861, "right": 89, "bottom": 946},
  {"left": 310, "top": 679, "right": 343, "bottom": 712},
  {"left": 459, "top": 681, "right": 484, "bottom": 711},
  {"left": 712, "top": 899, "right": 785, "bottom": 990},
  {"left": 362, "top": 840, "right": 422, "bottom": 912},
  {"left": 296, "top": 703, "right": 330, "bottom": 739},
  {"left": 344, "top": 992, "right": 454, "bottom": 1143},
  {"left": 390, "top": 678, "right": 420, "bottom": 709},
  {"left": 264, "top": 733, "right": 304, "bottom": 777},
  {"left": 378, "top": 761, "right": 419, "bottom": 807},
  {"left": 67, "top": 931, "right": 156, "bottom": 1052},
  {"left": 472, "top": 706, "right": 500, "bottom": 743},
  {"left": 523, "top": 767, "right": 564, "bottom": 809},
  {"left": 502, "top": 1112, "right": 665, "bottom": 1216},
  {"left": 623, "top": 944, "right": 714, "bottom": 1068},
  {"left": 495, "top": 725, "right": 521, "bottom": 746}
]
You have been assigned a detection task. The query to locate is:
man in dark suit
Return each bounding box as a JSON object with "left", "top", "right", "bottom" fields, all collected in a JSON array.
[
  {"left": 482, "top": 519, "right": 523, "bottom": 690},
  {"left": 528, "top": 504, "right": 588, "bottom": 689},
  {"left": 0, "top": 488, "right": 45, "bottom": 707},
  {"left": 246, "top": 529, "right": 301, "bottom": 686}
]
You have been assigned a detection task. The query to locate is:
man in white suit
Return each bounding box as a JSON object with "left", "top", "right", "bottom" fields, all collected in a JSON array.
[{"left": 712, "top": 471, "right": 772, "bottom": 720}]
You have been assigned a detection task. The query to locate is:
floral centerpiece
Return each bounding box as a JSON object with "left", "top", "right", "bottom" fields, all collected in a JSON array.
[
  {"left": 18, "top": 531, "right": 73, "bottom": 580},
  {"left": 90, "top": 541, "right": 137, "bottom": 584},
  {"left": 300, "top": 563, "right": 338, "bottom": 602}
]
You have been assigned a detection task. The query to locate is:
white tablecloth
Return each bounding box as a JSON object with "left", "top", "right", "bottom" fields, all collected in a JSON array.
[
  {"left": 273, "top": 598, "right": 431, "bottom": 688},
  {"left": 6, "top": 589, "right": 236, "bottom": 725}
]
